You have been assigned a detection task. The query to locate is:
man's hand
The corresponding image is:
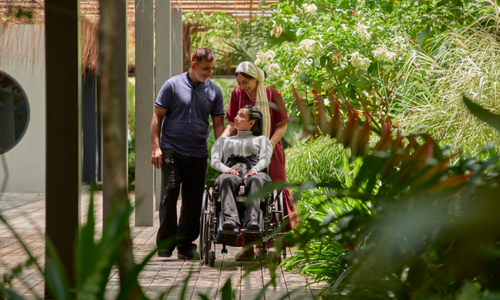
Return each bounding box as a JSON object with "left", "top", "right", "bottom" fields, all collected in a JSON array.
[
  {"left": 225, "top": 169, "right": 239, "bottom": 176},
  {"left": 243, "top": 170, "right": 257, "bottom": 179},
  {"left": 151, "top": 106, "right": 167, "bottom": 169},
  {"left": 151, "top": 148, "right": 163, "bottom": 169}
]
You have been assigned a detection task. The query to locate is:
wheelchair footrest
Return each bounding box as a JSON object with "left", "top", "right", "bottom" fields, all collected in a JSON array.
[
  {"left": 241, "top": 229, "right": 263, "bottom": 244},
  {"left": 217, "top": 229, "right": 240, "bottom": 246}
]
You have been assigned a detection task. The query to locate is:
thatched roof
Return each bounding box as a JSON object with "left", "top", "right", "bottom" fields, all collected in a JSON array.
[
  {"left": 0, "top": 0, "right": 276, "bottom": 23},
  {"left": 0, "top": 0, "right": 275, "bottom": 71}
]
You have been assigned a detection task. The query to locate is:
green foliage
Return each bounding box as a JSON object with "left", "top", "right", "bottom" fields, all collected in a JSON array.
[
  {"left": 127, "top": 79, "right": 136, "bottom": 190},
  {"left": 254, "top": 0, "right": 483, "bottom": 130},
  {"left": 127, "top": 79, "right": 136, "bottom": 139},
  {"left": 1, "top": 6, "right": 33, "bottom": 22},
  {"left": 285, "top": 136, "right": 353, "bottom": 184},
  {"left": 397, "top": 1, "right": 500, "bottom": 157},
  {"left": 183, "top": 12, "right": 278, "bottom": 73},
  {"left": 255, "top": 95, "right": 500, "bottom": 298},
  {"left": 128, "top": 137, "right": 135, "bottom": 190},
  {"left": 210, "top": 78, "right": 238, "bottom": 109},
  {"left": 0, "top": 191, "right": 178, "bottom": 300}
]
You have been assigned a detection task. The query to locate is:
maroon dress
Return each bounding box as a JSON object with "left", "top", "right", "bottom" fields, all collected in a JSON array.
[{"left": 226, "top": 86, "right": 298, "bottom": 231}]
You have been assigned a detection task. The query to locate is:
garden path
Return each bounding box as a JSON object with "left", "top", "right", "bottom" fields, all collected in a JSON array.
[{"left": 0, "top": 191, "right": 323, "bottom": 299}]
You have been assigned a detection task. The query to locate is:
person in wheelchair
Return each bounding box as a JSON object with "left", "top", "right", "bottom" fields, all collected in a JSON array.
[{"left": 210, "top": 105, "right": 273, "bottom": 233}]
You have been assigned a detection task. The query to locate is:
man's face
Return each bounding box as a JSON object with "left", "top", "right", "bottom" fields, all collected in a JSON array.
[{"left": 191, "top": 59, "right": 216, "bottom": 83}]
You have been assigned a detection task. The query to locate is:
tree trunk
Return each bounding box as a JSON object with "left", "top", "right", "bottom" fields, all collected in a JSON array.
[{"left": 99, "top": 0, "right": 141, "bottom": 298}]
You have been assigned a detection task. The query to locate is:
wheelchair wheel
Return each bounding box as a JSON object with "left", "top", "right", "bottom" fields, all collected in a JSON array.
[
  {"left": 274, "top": 190, "right": 287, "bottom": 260},
  {"left": 209, "top": 250, "right": 215, "bottom": 267},
  {"left": 203, "top": 211, "right": 211, "bottom": 265},
  {"left": 199, "top": 187, "right": 208, "bottom": 261}
]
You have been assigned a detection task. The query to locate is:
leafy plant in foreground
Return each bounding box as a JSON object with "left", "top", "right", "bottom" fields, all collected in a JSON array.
[{"left": 255, "top": 94, "right": 500, "bottom": 299}]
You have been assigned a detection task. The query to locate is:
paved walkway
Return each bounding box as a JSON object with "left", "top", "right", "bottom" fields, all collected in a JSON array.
[{"left": 0, "top": 192, "right": 324, "bottom": 299}]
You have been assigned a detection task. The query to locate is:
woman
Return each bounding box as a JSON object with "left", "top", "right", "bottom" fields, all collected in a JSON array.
[
  {"left": 222, "top": 61, "right": 298, "bottom": 255},
  {"left": 211, "top": 105, "right": 272, "bottom": 236}
]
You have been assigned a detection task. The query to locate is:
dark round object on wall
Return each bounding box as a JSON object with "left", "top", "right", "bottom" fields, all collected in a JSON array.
[{"left": 0, "top": 71, "right": 30, "bottom": 154}]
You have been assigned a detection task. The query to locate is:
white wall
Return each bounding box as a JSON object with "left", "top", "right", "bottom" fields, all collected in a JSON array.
[{"left": 0, "top": 25, "right": 45, "bottom": 192}]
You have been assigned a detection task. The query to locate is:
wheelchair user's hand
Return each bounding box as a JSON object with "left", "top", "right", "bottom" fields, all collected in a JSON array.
[
  {"left": 243, "top": 170, "right": 257, "bottom": 179},
  {"left": 225, "top": 169, "right": 239, "bottom": 176}
]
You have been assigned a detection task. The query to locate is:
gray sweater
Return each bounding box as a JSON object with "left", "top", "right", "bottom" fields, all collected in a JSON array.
[{"left": 211, "top": 131, "right": 273, "bottom": 174}]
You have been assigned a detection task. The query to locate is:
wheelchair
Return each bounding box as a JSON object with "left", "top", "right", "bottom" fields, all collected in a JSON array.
[{"left": 198, "top": 179, "right": 288, "bottom": 267}]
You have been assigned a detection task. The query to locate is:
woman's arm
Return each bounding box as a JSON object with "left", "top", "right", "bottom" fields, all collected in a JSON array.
[
  {"left": 221, "top": 122, "right": 236, "bottom": 137},
  {"left": 269, "top": 121, "right": 287, "bottom": 148},
  {"left": 249, "top": 137, "right": 273, "bottom": 173},
  {"left": 210, "top": 138, "right": 231, "bottom": 173}
]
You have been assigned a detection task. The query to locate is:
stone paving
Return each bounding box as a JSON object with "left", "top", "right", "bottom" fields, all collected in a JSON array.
[{"left": 0, "top": 192, "right": 324, "bottom": 299}]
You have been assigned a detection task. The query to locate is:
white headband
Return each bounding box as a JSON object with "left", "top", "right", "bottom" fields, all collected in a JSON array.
[{"left": 236, "top": 61, "right": 271, "bottom": 138}]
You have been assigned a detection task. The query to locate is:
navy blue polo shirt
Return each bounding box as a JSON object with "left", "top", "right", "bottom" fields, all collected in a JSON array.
[{"left": 155, "top": 70, "right": 225, "bottom": 158}]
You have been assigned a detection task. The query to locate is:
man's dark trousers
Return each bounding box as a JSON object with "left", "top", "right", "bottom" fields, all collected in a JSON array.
[{"left": 156, "top": 148, "right": 207, "bottom": 253}]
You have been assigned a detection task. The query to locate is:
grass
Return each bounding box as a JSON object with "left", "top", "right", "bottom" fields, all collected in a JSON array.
[{"left": 395, "top": 0, "right": 500, "bottom": 157}]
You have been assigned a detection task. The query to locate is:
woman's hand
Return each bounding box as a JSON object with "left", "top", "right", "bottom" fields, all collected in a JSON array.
[
  {"left": 225, "top": 169, "right": 239, "bottom": 176},
  {"left": 243, "top": 170, "right": 257, "bottom": 179}
]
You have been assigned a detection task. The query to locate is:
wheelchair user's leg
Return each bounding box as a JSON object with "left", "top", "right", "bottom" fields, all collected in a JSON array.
[
  {"left": 215, "top": 174, "right": 242, "bottom": 226},
  {"left": 243, "top": 173, "right": 271, "bottom": 227}
]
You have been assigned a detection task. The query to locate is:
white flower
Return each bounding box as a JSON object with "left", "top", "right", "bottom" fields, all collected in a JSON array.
[
  {"left": 298, "top": 39, "right": 316, "bottom": 54},
  {"left": 355, "top": 23, "right": 371, "bottom": 44},
  {"left": 382, "top": 64, "right": 395, "bottom": 71},
  {"left": 290, "top": 73, "right": 302, "bottom": 86},
  {"left": 372, "top": 46, "right": 397, "bottom": 62},
  {"left": 263, "top": 63, "right": 282, "bottom": 78},
  {"left": 294, "top": 58, "right": 313, "bottom": 73},
  {"left": 254, "top": 58, "right": 261, "bottom": 65},
  {"left": 302, "top": 3, "right": 317, "bottom": 14},
  {"left": 256, "top": 50, "right": 276, "bottom": 64},
  {"left": 271, "top": 24, "right": 283, "bottom": 38},
  {"left": 350, "top": 51, "right": 371, "bottom": 70},
  {"left": 381, "top": 51, "right": 397, "bottom": 62},
  {"left": 392, "top": 36, "right": 406, "bottom": 53}
]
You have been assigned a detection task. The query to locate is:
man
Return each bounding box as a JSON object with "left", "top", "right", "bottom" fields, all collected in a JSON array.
[{"left": 151, "top": 48, "right": 225, "bottom": 260}]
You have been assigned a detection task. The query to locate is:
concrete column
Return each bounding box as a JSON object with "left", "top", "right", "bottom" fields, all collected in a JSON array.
[
  {"left": 171, "top": 8, "right": 183, "bottom": 77},
  {"left": 103, "top": 0, "right": 128, "bottom": 221},
  {"left": 155, "top": 0, "right": 171, "bottom": 211},
  {"left": 45, "top": 0, "right": 81, "bottom": 296},
  {"left": 135, "top": 0, "right": 155, "bottom": 226}
]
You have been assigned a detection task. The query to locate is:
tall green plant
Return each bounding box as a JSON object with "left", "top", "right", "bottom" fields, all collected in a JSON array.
[
  {"left": 0, "top": 191, "right": 165, "bottom": 299},
  {"left": 254, "top": 93, "right": 500, "bottom": 298},
  {"left": 252, "top": 0, "right": 482, "bottom": 132},
  {"left": 397, "top": 0, "right": 500, "bottom": 157},
  {"left": 0, "top": 192, "right": 256, "bottom": 299}
]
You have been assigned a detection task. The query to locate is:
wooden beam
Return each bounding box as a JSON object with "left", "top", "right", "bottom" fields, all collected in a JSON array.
[
  {"left": 45, "top": 0, "right": 81, "bottom": 297},
  {"left": 103, "top": 0, "right": 129, "bottom": 221}
]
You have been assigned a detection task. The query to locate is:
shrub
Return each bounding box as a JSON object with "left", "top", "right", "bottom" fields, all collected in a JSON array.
[{"left": 396, "top": 0, "right": 500, "bottom": 157}]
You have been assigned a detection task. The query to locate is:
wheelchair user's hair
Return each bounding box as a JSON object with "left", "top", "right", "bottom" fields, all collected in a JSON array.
[{"left": 242, "top": 105, "right": 263, "bottom": 136}]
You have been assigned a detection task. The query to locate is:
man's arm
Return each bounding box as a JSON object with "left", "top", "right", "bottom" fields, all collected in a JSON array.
[
  {"left": 221, "top": 122, "right": 236, "bottom": 137},
  {"left": 151, "top": 106, "right": 167, "bottom": 169},
  {"left": 213, "top": 117, "right": 225, "bottom": 140}
]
